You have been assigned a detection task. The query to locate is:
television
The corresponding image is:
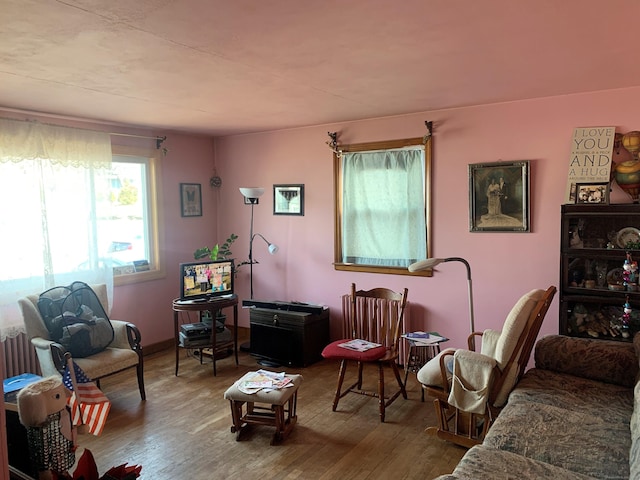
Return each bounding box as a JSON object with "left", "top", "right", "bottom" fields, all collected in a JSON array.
[{"left": 179, "top": 259, "right": 234, "bottom": 301}]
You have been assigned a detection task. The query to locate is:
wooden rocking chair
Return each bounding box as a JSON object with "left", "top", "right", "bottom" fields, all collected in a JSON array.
[{"left": 418, "top": 286, "right": 556, "bottom": 448}]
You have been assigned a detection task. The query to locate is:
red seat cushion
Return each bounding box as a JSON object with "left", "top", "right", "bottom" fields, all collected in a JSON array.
[{"left": 321, "top": 339, "right": 388, "bottom": 362}]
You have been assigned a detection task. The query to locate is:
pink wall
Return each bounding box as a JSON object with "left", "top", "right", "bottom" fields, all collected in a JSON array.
[
  {"left": 214, "top": 87, "right": 640, "bottom": 348},
  {"left": 4, "top": 86, "right": 640, "bottom": 352}
]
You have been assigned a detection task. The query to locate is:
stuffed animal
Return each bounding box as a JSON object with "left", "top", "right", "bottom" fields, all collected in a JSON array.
[{"left": 17, "top": 376, "right": 76, "bottom": 480}]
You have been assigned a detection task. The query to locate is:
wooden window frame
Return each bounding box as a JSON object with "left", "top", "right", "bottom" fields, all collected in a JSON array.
[{"left": 333, "top": 136, "right": 432, "bottom": 276}]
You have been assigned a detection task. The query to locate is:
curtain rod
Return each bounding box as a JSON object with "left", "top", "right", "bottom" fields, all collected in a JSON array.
[
  {"left": 0, "top": 113, "right": 167, "bottom": 150},
  {"left": 109, "top": 132, "right": 167, "bottom": 149}
]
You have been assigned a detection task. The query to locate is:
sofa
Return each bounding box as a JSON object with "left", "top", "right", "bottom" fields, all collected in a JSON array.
[{"left": 435, "top": 334, "right": 640, "bottom": 479}]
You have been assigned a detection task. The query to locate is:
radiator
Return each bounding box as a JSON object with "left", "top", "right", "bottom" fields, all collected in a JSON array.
[
  {"left": 341, "top": 294, "right": 410, "bottom": 364},
  {"left": 2, "top": 332, "right": 40, "bottom": 379}
]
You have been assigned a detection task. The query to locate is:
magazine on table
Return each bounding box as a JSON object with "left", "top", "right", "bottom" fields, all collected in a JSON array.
[
  {"left": 338, "top": 339, "right": 382, "bottom": 352},
  {"left": 237, "top": 369, "right": 293, "bottom": 394},
  {"left": 401, "top": 331, "right": 447, "bottom": 345}
]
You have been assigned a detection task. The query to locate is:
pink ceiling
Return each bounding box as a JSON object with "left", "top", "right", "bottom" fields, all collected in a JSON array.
[{"left": 2, "top": 0, "right": 640, "bottom": 136}]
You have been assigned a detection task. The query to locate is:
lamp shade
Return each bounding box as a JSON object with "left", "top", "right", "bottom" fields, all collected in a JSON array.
[
  {"left": 268, "top": 243, "right": 279, "bottom": 254},
  {"left": 239, "top": 187, "right": 265, "bottom": 199},
  {"left": 408, "top": 258, "right": 444, "bottom": 272}
]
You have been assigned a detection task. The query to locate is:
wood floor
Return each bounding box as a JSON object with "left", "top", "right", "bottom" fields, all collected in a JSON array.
[{"left": 79, "top": 344, "right": 466, "bottom": 479}]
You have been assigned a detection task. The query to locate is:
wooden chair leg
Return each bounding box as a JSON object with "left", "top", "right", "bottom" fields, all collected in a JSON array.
[
  {"left": 333, "top": 359, "right": 348, "bottom": 411},
  {"left": 378, "top": 363, "right": 385, "bottom": 422},
  {"left": 137, "top": 360, "right": 146, "bottom": 401},
  {"left": 390, "top": 360, "right": 407, "bottom": 399}
]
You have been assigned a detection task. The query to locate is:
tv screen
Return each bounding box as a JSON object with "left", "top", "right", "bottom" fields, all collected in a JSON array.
[{"left": 179, "top": 259, "right": 234, "bottom": 301}]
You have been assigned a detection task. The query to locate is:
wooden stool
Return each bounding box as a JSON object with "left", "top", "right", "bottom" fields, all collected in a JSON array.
[{"left": 223, "top": 373, "right": 303, "bottom": 445}]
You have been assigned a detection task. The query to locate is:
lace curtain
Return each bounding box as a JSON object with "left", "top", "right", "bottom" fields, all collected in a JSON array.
[
  {"left": 341, "top": 146, "right": 426, "bottom": 267},
  {"left": 0, "top": 119, "right": 114, "bottom": 341}
]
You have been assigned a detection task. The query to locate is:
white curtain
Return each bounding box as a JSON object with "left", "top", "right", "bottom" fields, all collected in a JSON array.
[
  {"left": 342, "top": 146, "right": 426, "bottom": 266},
  {"left": 0, "top": 119, "right": 114, "bottom": 341}
]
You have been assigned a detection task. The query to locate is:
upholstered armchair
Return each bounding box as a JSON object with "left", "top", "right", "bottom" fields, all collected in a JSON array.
[
  {"left": 19, "top": 284, "right": 145, "bottom": 400},
  {"left": 417, "top": 286, "right": 555, "bottom": 447}
]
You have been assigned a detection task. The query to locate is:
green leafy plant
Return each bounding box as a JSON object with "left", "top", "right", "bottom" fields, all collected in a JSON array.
[{"left": 194, "top": 233, "right": 238, "bottom": 261}]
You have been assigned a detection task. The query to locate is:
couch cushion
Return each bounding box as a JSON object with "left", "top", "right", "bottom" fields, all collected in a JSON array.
[
  {"left": 484, "top": 399, "right": 631, "bottom": 480},
  {"left": 321, "top": 339, "right": 387, "bottom": 362},
  {"left": 416, "top": 349, "right": 454, "bottom": 388},
  {"left": 510, "top": 368, "right": 633, "bottom": 425},
  {"left": 437, "top": 444, "right": 597, "bottom": 480},
  {"left": 75, "top": 347, "right": 139, "bottom": 380},
  {"left": 534, "top": 335, "right": 637, "bottom": 388},
  {"left": 493, "top": 289, "right": 544, "bottom": 368}
]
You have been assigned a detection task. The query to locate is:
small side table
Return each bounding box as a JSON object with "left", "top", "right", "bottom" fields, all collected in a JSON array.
[
  {"left": 403, "top": 332, "right": 448, "bottom": 401},
  {"left": 173, "top": 295, "right": 239, "bottom": 376}
]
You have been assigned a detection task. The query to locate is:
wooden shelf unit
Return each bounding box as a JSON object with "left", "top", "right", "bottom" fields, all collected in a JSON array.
[{"left": 560, "top": 204, "right": 640, "bottom": 341}]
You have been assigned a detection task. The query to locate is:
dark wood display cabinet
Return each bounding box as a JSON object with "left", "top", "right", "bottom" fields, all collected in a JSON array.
[{"left": 561, "top": 204, "right": 640, "bottom": 341}]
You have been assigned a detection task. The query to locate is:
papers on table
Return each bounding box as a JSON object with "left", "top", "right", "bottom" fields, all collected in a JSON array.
[
  {"left": 337, "top": 339, "right": 382, "bottom": 352},
  {"left": 237, "top": 369, "right": 294, "bottom": 394},
  {"left": 401, "top": 331, "right": 447, "bottom": 345}
]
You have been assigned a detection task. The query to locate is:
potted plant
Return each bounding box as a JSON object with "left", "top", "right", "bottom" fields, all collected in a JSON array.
[{"left": 194, "top": 233, "right": 238, "bottom": 262}]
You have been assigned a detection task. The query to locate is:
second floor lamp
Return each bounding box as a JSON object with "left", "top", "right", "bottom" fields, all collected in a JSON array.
[{"left": 239, "top": 187, "right": 279, "bottom": 299}]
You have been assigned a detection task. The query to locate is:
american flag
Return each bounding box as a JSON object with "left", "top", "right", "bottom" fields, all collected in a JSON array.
[{"left": 62, "top": 361, "right": 111, "bottom": 436}]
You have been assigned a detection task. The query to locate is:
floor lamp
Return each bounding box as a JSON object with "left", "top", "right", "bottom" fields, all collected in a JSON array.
[
  {"left": 239, "top": 187, "right": 279, "bottom": 299},
  {"left": 408, "top": 257, "right": 476, "bottom": 350}
]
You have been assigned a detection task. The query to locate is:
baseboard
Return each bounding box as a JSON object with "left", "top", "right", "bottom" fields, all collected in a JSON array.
[{"left": 142, "top": 326, "right": 250, "bottom": 356}]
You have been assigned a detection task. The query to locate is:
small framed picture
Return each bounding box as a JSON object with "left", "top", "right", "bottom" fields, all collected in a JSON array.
[
  {"left": 180, "top": 183, "right": 202, "bottom": 217},
  {"left": 469, "top": 161, "right": 530, "bottom": 232},
  {"left": 273, "top": 184, "right": 304, "bottom": 216},
  {"left": 576, "top": 183, "right": 609, "bottom": 204}
]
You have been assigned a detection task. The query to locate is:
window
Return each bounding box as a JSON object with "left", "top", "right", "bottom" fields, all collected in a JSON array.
[
  {"left": 333, "top": 136, "right": 432, "bottom": 275},
  {"left": 0, "top": 118, "right": 163, "bottom": 339},
  {"left": 98, "top": 147, "right": 163, "bottom": 285}
]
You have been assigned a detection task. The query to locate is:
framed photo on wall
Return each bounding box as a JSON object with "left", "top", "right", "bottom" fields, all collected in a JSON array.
[
  {"left": 273, "top": 184, "right": 304, "bottom": 216},
  {"left": 575, "top": 182, "right": 609, "bottom": 204},
  {"left": 469, "top": 161, "right": 530, "bottom": 232},
  {"left": 180, "top": 183, "right": 202, "bottom": 217}
]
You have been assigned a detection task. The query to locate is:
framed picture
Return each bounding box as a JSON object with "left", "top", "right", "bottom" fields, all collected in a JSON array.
[
  {"left": 469, "top": 161, "right": 530, "bottom": 232},
  {"left": 576, "top": 182, "right": 609, "bottom": 204},
  {"left": 273, "top": 184, "right": 304, "bottom": 216},
  {"left": 180, "top": 183, "right": 202, "bottom": 217}
]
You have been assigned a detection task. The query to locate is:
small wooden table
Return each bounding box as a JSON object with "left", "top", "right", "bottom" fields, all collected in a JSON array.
[
  {"left": 224, "top": 373, "right": 303, "bottom": 445},
  {"left": 403, "top": 332, "right": 448, "bottom": 401},
  {"left": 173, "top": 295, "right": 239, "bottom": 376}
]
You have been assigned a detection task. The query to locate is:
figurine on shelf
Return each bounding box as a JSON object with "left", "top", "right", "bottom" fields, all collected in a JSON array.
[
  {"left": 622, "top": 296, "right": 632, "bottom": 339},
  {"left": 595, "top": 261, "right": 608, "bottom": 288},
  {"left": 623, "top": 252, "right": 638, "bottom": 291},
  {"left": 570, "top": 228, "right": 583, "bottom": 248}
]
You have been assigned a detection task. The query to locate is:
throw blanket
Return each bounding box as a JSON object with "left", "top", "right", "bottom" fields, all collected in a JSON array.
[{"left": 448, "top": 349, "right": 497, "bottom": 414}]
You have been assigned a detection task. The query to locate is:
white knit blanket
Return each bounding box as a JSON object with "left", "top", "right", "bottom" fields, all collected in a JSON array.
[{"left": 448, "top": 349, "right": 497, "bottom": 415}]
